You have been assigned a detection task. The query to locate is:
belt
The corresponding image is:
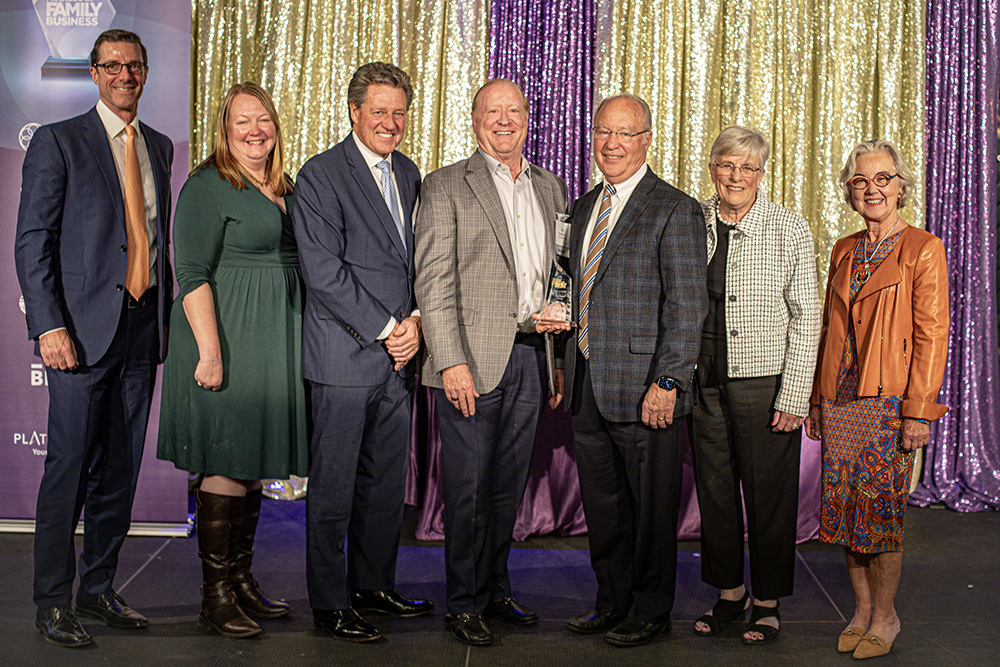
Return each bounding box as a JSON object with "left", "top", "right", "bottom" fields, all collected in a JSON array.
[
  {"left": 127, "top": 286, "right": 157, "bottom": 309},
  {"left": 513, "top": 331, "right": 545, "bottom": 348}
]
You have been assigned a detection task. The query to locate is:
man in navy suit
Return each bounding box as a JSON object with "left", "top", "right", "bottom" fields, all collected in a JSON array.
[
  {"left": 293, "top": 62, "right": 433, "bottom": 643},
  {"left": 542, "top": 94, "right": 707, "bottom": 647},
  {"left": 14, "top": 30, "right": 173, "bottom": 647}
]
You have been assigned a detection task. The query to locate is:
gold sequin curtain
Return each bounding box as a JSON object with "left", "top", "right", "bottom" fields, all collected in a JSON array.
[
  {"left": 596, "top": 0, "right": 925, "bottom": 284},
  {"left": 190, "top": 0, "right": 488, "bottom": 177}
]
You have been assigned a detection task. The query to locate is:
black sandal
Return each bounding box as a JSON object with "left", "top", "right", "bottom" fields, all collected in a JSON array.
[
  {"left": 693, "top": 590, "right": 750, "bottom": 636},
  {"left": 741, "top": 602, "right": 780, "bottom": 645}
]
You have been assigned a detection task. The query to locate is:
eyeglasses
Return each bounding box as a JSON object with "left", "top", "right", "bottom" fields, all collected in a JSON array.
[
  {"left": 593, "top": 128, "right": 649, "bottom": 142},
  {"left": 93, "top": 61, "right": 147, "bottom": 75},
  {"left": 848, "top": 173, "right": 898, "bottom": 190},
  {"left": 711, "top": 162, "right": 762, "bottom": 177}
]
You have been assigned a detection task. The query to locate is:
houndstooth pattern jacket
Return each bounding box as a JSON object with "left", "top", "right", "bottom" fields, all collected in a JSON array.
[
  {"left": 415, "top": 151, "right": 568, "bottom": 393},
  {"left": 701, "top": 191, "right": 821, "bottom": 417}
]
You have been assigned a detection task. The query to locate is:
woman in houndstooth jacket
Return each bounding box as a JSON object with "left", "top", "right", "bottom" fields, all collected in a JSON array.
[{"left": 690, "top": 126, "right": 821, "bottom": 646}]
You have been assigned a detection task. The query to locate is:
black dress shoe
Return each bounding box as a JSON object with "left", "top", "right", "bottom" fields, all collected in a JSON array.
[
  {"left": 445, "top": 612, "right": 493, "bottom": 646},
  {"left": 484, "top": 596, "right": 539, "bottom": 626},
  {"left": 313, "top": 608, "right": 381, "bottom": 642},
  {"left": 352, "top": 589, "right": 434, "bottom": 618},
  {"left": 566, "top": 609, "right": 628, "bottom": 635},
  {"left": 35, "top": 606, "right": 93, "bottom": 647},
  {"left": 604, "top": 618, "right": 671, "bottom": 647},
  {"left": 75, "top": 591, "right": 149, "bottom": 629}
]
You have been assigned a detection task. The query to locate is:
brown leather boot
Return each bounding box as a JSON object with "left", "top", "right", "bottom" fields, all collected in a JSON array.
[
  {"left": 230, "top": 488, "right": 292, "bottom": 618},
  {"left": 196, "top": 490, "right": 262, "bottom": 638}
]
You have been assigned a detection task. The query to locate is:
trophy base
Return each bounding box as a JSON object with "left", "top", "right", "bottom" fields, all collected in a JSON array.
[{"left": 41, "top": 57, "right": 92, "bottom": 78}]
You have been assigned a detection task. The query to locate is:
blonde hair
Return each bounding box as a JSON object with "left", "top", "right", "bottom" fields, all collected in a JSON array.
[
  {"left": 195, "top": 82, "right": 291, "bottom": 196},
  {"left": 839, "top": 139, "right": 916, "bottom": 210}
]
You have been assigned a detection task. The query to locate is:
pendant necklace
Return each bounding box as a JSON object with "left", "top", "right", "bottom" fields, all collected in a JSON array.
[{"left": 852, "top": 217, "right": 900, "bottom": 289}]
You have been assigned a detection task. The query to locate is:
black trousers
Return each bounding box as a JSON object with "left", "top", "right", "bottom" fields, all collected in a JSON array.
[
  {"left": 435, "top": 343, "right": 546, "bottom": 614},
  {"left": 306, "top": 372, "right": 411, "bottom": 611},
  {"left": 572, "top": 357, "right": 684, "bottom": 625},
  {"left": 34, "top": 293, "right": 158, "bottom": 608},
  {"left": 690, "top": 374, "right": 801, "bottom": 599}
]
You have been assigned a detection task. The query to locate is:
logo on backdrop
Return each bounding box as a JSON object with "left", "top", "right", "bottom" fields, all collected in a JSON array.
[
  {"left": 13, "top": 430, "right": 47, "bottom": 456},
  {"left": 33, "top": 1, "right": 117, "bottom": 76},
  {"left": 19, "top": 123, "right": 39, "bottom": 151}
]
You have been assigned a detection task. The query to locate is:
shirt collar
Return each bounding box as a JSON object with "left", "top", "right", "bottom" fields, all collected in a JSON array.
[
  {"left": 96, "top": 99, "right": 140, "bottom": 138},
  {"left": 602, "top": 163, "right": 647, "bottom": 201},
  {"left": 351, "top": 131, "right": 392, "bottom": 170},
  {"left": 479, "top": 148, "right": 531, "bottom": 182}
]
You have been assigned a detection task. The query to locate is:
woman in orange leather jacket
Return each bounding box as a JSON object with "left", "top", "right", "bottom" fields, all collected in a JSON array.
[{"left": 804, "top": 139, "right": 949, "bottom": 660}]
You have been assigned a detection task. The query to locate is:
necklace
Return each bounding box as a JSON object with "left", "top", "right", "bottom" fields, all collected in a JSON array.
[
  {"left": 852, "top": 217, "right": 900, "bottom": 288},
  {"left": 245, "top": 171, "right": 268, "bottom": 189}
]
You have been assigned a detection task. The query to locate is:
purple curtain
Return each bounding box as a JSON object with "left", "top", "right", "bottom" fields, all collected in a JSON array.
[
  {"left": 910, "top": 0, "right": 1000, "bottom": 510},
  {"left": 488, "top": 0, "right": 595, "bottom": 201}
]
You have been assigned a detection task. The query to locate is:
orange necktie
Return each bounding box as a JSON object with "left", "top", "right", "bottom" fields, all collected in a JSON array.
[{"left": 123, "top": 125, "right": 148, "bottom": 300}]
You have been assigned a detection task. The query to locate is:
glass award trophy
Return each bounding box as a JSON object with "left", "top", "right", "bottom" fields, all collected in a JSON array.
[{"left": 538, "top": 260, "right": 572, "bottom": 325}]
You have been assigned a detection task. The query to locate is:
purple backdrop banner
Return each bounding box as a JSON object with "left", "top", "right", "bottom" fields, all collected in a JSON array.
[
  {"left": 911, "top": 0, "right": 1000, "bottom": 510},
  {"left": 0, "top": 0, "right": 191, "bottom": 530}
]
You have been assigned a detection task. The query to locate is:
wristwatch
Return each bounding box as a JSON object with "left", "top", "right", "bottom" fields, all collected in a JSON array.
[{"left": 656, "top": 376, "right": 676, "bottom": 391}]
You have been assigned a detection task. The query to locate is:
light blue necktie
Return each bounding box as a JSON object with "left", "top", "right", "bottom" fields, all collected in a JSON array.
[{"left": 377, "top": 159, "right": 406, "bottom": 250}]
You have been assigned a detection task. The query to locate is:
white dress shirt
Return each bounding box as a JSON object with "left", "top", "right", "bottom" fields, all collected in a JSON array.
[
  {"left": 579, "top": 164, "right": 648, "bottom": 275},
  {"left": 351, "top": 132, "right": 419, "bottom": 339},
  {"left": 480, "top": 150, "right": 547, "bottom": 327},
  {"left": 96, "top": 99, "right": 158, "bottom": 288}
]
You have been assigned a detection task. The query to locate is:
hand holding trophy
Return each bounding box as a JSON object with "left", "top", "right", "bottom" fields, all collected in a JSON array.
[{"left": 533, "top": 261, "right": 573, "bottom": 334}]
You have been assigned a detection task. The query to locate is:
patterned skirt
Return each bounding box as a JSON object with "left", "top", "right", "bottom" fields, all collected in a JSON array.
[{"left": 819, "top": 321, "right": 914, "bottom": 554}]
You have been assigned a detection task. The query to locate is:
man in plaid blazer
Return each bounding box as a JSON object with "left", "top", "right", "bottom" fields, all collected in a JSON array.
[
  {"left": 415, "top": 79, "right": 568, "bottom": 646},
  {"left": 555, "top": 94, "right": 708, "bottom": 647}
]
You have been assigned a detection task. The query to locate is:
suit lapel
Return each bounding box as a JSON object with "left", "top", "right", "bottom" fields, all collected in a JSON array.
[
  {"left": 394, "top": 155, "right": 415, "bottom": 268},
  {"left": 345, "top": 134, "right": 407, "bottom": 262},
  {"left": 855, "top": 232, "right": 903, "bottom": 302},
  {"left": 466, "top": 152, "right": 516, "bottom": 276},
  {"left": 139, "top": 122, "right": 169, "bottom": 238},
  {"left": 83, "top": 108, "right": 125, "bottom": 229},
  {"left": 530, "top": 165, "right": 556, "bottom": 269},
  {"left": 595, "top": 170, "right": 655, "bottom": 283}
]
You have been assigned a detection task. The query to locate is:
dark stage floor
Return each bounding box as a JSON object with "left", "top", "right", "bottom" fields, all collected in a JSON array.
[{"left": 1, "top": 501, "right": 996, "bottom": 666}]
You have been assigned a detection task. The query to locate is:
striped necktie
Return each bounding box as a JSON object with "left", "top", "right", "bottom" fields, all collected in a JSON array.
[
  {"left": 577, "top": 183, "right": 615, "bottom": 359},
  {"left": 123, "top": 125, "right": 148, "bottom": 300}
]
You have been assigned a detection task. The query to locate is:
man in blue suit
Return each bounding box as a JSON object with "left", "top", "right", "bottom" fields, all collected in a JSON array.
[
  {"left": 14, "top": 30, "right": 173, "bottom": 648},
  {"left": 294, "top": 62, "right": 433, "bottom": 643}
]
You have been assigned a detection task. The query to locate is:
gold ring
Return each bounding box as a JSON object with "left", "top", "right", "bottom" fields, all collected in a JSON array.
[{"left": 657, "top": 417, "right": 665, "bottom": 421}]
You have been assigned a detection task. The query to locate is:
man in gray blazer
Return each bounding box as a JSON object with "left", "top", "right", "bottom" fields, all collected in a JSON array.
[
  {"left": 415, "top": 79, "right": 568, "bottom": 646},
  {"left": 294, "top": 62, "right": 433, "bottom": 643},
  {"left": 541, "top": 94, "right": 708, "bottom": 647}
]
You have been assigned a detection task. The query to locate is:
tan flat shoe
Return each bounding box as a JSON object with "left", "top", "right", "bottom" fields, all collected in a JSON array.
[
  {"left": 838, "top": 626, "right": 866, "bottom": 653},
  {"left": 853, "top": 632, "right": 894, "bottom": 659}
]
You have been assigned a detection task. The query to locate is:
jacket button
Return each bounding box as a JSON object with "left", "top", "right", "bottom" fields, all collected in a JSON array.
[
  {"left": 400, "top": 311, "right": 407, "bottom": 318},
  {"left": 728, "top": 294, "right": 736, "bottom": 302},
  {"left": 732, "top": 364, "right": 740, "bottom": 373},
  {"left": 116, "top": 284, "right": 123, "bottom": 291},
  {"left": 121, "top": 244, "right": 127, "bottom": 252},
  {"left": 730, "top": 329, "right": 738, "bottom": 337}
]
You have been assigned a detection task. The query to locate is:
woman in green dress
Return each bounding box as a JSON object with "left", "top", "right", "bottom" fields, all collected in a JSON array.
[{"left": 157, "top": 82, "right": 308, "bottom": 638}]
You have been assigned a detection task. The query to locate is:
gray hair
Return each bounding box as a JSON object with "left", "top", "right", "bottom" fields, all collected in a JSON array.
[
  {"left": 709, "top": 126, "right": 770, "bottom": 168},
  {"left": 594, "top": 94, "right": 652, "bottom": 132},
  {"left": 347, "top": 62, "right": 414, "bottom": 110},
  {"left": 839, "top": 139, "right": 917, "bottom": 210}
]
